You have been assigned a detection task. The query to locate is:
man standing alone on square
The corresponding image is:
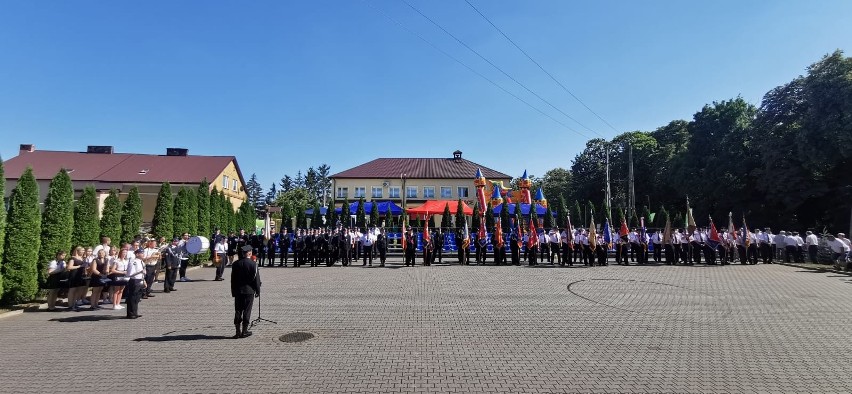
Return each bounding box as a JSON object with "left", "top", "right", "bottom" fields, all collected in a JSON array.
[{"left": 231, "top": 245, "right": 261, "bottom": 339}]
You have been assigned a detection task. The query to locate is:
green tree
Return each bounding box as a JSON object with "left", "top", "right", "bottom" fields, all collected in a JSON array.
[
  {"left": 369, "top": 201, "right": 379, "bottom": 227},
  {"left": 485, "top": 202, "right": 494, "bottom": 230},
  {"left": 152, "top": 182, "right": 174, "bottom": 239},
  {"left": 328, "top": 200, "right": 338, "bottom": 228},
  {"left": 356, "top": 197, "right": 366, "bottom": 229},
  {"left": 71, "top": 186, "right": 99, "bottom": 249},
  {"left": 441, "top": 203, "right": 452, "bottom": 229},
  {"left": 173, "top": 187, "right": 191, "bottom": 236},
  {"left": 454, "top": 199, "right": 465, "bottom": 229},
  {"left": 471, "top": 203, "right": 481, "bottom": 232},
  {"left": 556, "top": 196, "right": 568, "bottom": 228},
  {"left": 226, "top": 198, "right": 236, "bottom": 232},
  {"left": 587, "top": 201, "right": 596, "bottom": 227},
  {"left": 39, "top": 169, "right": 74, "bottom": 286},
  {"left": 573, "top": 200, "right": 583, "bottom": 229},
  {"left": 500, "top": 201, "right": 510, "bottom": 232},
  {"left": 197, "top": 179, "right": 210, "bottom": 236},
  {"left": 641, "top": 205, "right": 652, "bottom": 228},
  {"left": 3, "top": 168, "right": 41, "bottom": 302},
  {"left": 121, "top": 187, "right": 142, "bottom": 243},
  {"left": 209, "top": 188, "right": 221, "bottom": 232},
  {"left": 544, "top": 205, "right": 554, "bottom": 228},
  {"left": 0, "top": 157, "right": 5, "bottom": 296},
  {"left": 186, "top": 188, "right": 198, "bottom": 236},
  {"left": 311, "top": 202, "right": 322, "bottom": 228},
  {"left": 383, "top": 202, "right": 393, "bottom": 229},
  {"left": 99, "top": 189, "right": 122, "bottom": 244},
  {"left": 539, "top": 168, "right": 572, "bottom": 209},
  {"left": 237, "top": 200, "right": 255, "bottom": 232}
]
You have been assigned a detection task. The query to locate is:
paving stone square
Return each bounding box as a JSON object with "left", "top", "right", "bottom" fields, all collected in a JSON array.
[{"left": 2, "top": 260, "right": 852, "bottom": 393}]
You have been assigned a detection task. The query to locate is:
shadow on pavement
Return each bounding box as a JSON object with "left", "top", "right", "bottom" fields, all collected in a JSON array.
[
  {"left": 50, "top": 315, "right": 125, "bottom": 323},
  {"left": 134, "top": 334, "right": 233, "bottom": 342}
]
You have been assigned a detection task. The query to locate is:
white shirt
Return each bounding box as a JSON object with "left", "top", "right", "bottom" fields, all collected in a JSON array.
[
  {"left": 828, "top": 239, "right": 850, "bottom": 253},
  {"left": 143, "top": 247, "right": 159, "bottom": 266},
  {"left": 48, "top": 259, "right": 66, "bottom": 274},
  {"left": 361, "top": 233, "right": 375, "bottom": 246},
  {"left": 126, "top": 257, "right": 145, "bottom": 280},
  {"left": 805, "top": 234, "right": 819, "bottom": 246},
  {"left": 93, "top": 244, "right": 111, "bottom": 259},
  {"left": 774, "top": 234, "right": 786, "bottom": 247},
  {"left": 651, "top": 233, "right": 661, "bottom": 244},
  {"left": 110, "top": 257, "right": 129, "bottom": 273},
  {"left": 215, "top": 242, "right": 227, "bottom": 254},
  {"left": 548, "top": 232, "right": 560, "bottom": 244},
  {"left": 794, "top": 236, "right": 805, "bottom": 247},
  {"left": 785, "top": 235, "right": 797, "bottom": 247},
  {"left": 628, "top": 232, "right": 638, "bottom": 243}
]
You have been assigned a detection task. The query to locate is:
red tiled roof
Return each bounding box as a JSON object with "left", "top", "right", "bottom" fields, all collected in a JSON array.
[
  {"left": 3, "top": 150, "right": 243, "bottom": 185},
  {"left": 331, "top": 158, "right": 512, "bottom": 180}
]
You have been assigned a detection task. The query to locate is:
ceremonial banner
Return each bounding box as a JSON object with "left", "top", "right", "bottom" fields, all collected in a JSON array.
[
  {"left": 708, "top": 217, "right": 721, "bottom": 249},
  {"left": 603, "top": 219, "right": 612, "bottom": 248},
  {"left": 589, "top": 216, "right": 597, "bottom": 250}
]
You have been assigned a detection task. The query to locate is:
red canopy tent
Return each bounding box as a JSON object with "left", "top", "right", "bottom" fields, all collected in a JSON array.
[{"left": 406, "top": 200, "right": 473, "bottom": 215}]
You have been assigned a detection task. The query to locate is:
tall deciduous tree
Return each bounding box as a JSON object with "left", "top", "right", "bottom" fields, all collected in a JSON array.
[
  {"left": 71, "top": 186, "right": 99, "bottom": 249},
  {"left": 152, "top": 182, "right": 174, "bottom": 239},
  {"left": 99, "top": 189, "right": 122, "bottom": 244},
  {"left": 3, "top": 168, "right": 41, "bottom": 302},
  {"left": 121, "top": 187, "right": 142, "bottom": 243},
  {"left": 39, "top": 169, "right": 74, "bottom": 286}
]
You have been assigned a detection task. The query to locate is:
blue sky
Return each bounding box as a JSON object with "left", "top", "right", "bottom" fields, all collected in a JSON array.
[{"left": 1, "top": 0, "right": 850, "bottom": 190}]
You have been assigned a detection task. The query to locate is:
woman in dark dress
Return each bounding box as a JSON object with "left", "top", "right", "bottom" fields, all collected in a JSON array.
[
  {"left": 88, "top": 248, "right": 110, "bottom": 310},
  {"left": 45, "top": 250, "right": 69, "bottom": 311},
  {"left": 67, "top": 247, "right": 90, "bottom": 312}
]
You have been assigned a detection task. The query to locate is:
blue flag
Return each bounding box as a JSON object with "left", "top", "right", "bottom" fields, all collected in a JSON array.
[{"left": 603, "top": 219, "right": 612, "bottom": 245}]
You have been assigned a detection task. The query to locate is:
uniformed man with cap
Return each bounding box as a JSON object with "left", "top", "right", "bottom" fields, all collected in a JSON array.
[{"left": 231, "top": 245, "right": 261, "bottom": 339}]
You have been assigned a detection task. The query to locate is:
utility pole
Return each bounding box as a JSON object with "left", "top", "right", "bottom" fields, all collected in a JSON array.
[
  {"left": 628, "top": 143, "right": 635, "bottom": 220},
  {"left": 605, "top": 145, "right": 612, "bottom": 223}
]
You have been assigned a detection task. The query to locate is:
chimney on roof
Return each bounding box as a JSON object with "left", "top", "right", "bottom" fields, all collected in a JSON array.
[
  {"left": 453, "top": 150, "right": 462, "bottom": 161},
  {"left": 166, "top": 148, "right": 189, "bottom": 156},
  {"left": 19, "top": 144, "right": 35, "bottom": 153},
  {"left": 86, "top": 145, "right": 114, "bottom": 154}
]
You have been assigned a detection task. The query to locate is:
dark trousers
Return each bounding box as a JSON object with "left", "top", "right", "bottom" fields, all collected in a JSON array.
[
  {"left": 808, "top": 245, "right": 818, "bottom": 263},
  {"left": 233, "top": 294, "right": 254, "bottom": 325},
  {"left": 126, "top": 279, "right": 143, "bottom": 317},
  {"left": 690, "top": 242, "right": 702, "bottom": 263},
  {"left": 363, "top": 245, "right": 373, "bottom": 265},
  {"left": 760, "top": 244, "right": 772, "bottom": 263},
  {"left": 582, "top": 245, "right": 592, "bottom": 265},
  {"left": 144, "top": 265, "right": 156, "bottom": 295},
  {"left": 216, "top": 254, "right": 227, "bottom": 279},
  {"left": 738, "top": 245, "right": 747, "bottom": 264},
  {"left": 785, "top": 246, "right": 797, "bottom": 263},
  {"left": 630, "top": 243, "right": 641, "bottom": 263},
  {"left": 664, "top": 245, "right": 674, "bottom": 265},
  {"left": 405, "top": 250, "right": 415, "bottom": 266},
  {"left": 164, "top": 266, "right": 178, "bottom": 290},
  {"left": 549, "top": 243, "right": 559, "bottom": 263},
  {"left": 597, "top": 247, "right": 607, "bottom": 265},
  {"left": 653, "top": 244, "right": 662, "bottom": 263},
  {"left": 510, "top": 246, "right": 520, "bottom": 265},
  {"left": 379, "top": 248, "right": 386, "bottom": 265},
  {"left": 703, "top": 245, "right": 715, "bottom": 264},
  {"left": 280, "top": 249, "right": 289, "bottom": 266},
  {"left": 747, "top": 244, "right": 759, "bottom": 264},
  {"left": 179, "top": 259, "right": 189, "bottom": 278}
]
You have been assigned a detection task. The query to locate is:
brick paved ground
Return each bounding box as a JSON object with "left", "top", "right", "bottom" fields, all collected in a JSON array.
[{"left": 2, "top": 259, "right": 852, "bottom": 393}]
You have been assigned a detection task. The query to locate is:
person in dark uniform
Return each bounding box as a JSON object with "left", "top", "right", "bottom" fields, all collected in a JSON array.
[
  {"left": 405, "top": 229, "right": 417, "bottom": 266},
  {"left": 236, "top": 229, "right": 250, "bottom": 259},
  {"left": 377, "top": 229, "right": 387, "bottom": 267},
  {"left": 491, "top": 230, "right": 502, "bottom": 265},
  {"left": 227, "top": 231, "right": 238, "bottom": 265},
  {"left": 341, "top": 229, "right": 352, "bottom": 266},
  {"left": 474, "top": 230, "right": 486, "bottom": 264},
  {"left": 278, "top": 229, "right": 290, "bottom": 267},
  {"left": 253, "top": 230, "right": 266, "bottom": 266},
  {"left": 422, "top": 231, "right": 433, "bottom": 266},
  {"left": 294, "top": 230, "right": 306, "bottom": 267},
  {"left": 540, "top": 231, "right": 550, "bottom": 264},
  {"left": 434, "top": 229, "right": 444, "bottom": 264},
  {"left": 456, "top": 229, "right": 467, "bottom": 265},
  {"left": 265, "top": 235, "right": 277, "bottom": 268},
  {"left": 528, "top": 236, "right": 538, "bottom": 266},
  {"left": 510, "top": 231, "right": 520, "bottom": 265},
  {"left": 231, "top": 245, "right": 261, "bottom": 338}
]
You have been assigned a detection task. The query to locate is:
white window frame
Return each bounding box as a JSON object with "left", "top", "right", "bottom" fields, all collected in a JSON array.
[
  {"left": 232, "top": 179, "right": 238, "bottom": 191},
  {"left": 440, "top": 186, "right": 452, "bottom": 199},
  {"left": 354, "top": 187, "right": 366, "bottom": 198},
  {"left": 457, "top": 186, "right": 469, "bottom": 198},
  {"left": 406, "top": 186, "right": 418, "bottom": 199},
  {"left": 423, "top": 186, "right": 435, "bottom": 199},
  {"left": 222, "top": 175, "right": 229, "bottom": 189},
  {"left": 336, "top": 187, "right": 348, "bottom": 198},
  {"left": 371, "top": 186, "right": 383, "bottom": 199},
  {"left": 388, "top": 187, "right": 400, "bottom": 199}
]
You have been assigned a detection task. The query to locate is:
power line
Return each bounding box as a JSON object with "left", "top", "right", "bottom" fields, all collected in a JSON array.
[
  {"left": 399, "top": 0, "right": 600, "bottom": 136},
  {"left": 463, "top": 0, "right": 620, "bottom": 137},
  {"left": 361, "top": 0, "right": 590, "bottom": 139}
]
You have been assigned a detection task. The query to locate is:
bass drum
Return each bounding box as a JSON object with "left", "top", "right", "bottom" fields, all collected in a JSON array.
[{"left": 186, "top": 236, "right": 210, "bottom": 255}]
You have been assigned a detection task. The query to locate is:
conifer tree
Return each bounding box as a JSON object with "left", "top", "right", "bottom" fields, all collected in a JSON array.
[
  {"left": 384, "top": 203, "right": 393, "bottom": 229},
  {"left": 121, "top": 187, "right": 142, "bottom": 243},
  {"left": 356, "top": 197, "right": 366, "bottom": 229},
  {"left": 312, "top": 202, "right": 322, "bottom": 228},
  {"left": 173, "top": 188, "right": 191, "bottom": 236},
  {"left": 71, "top": 186, "right": 99, "bottom": 249},
  {"left": 454, "top": 199, "right": 465, "bottom": 229},
  {"left": 641, "top": 205, "right": 652, "bottom": 228},
  {"left": 226, "top": 198, "right": 237, "bottom": 232},
  {"left": 39, "top": 169, "right": 74, "bottom": 285},
  {"left": 485, "top": 202, "right": 495, "bottom": 230},
  {"left": 197, "top": 179, "right": 210, "bottom": 236},
  {"left": 209, "top": 188, "right": 221, "bottom": 232},
  {"left": 328, "top": 200, "right": 338, "bottom": 228},
  {"left": 471, "top": 203, "right": 481, "bottom": 232},
  {"left": 186, "top": 188, "right": 198, "bottom": 235},
  {"left": 574, "top": 200, "right": 583, "bottom": 228},
  {"left": 152, "top": 182, "right": 174, "bottom": 240},
  {"left": 500, "top": 201, "right": 510, "bottom": 232},
  {"left": 587, "top": 201, "right": 596, "bottom": 227},
  {"left": 544, "top": 205, "right": 554, "bottom": 228},
  {"left": 220, "top": 193, "right": 230, "bottom": 232},
  {"left": 441, "top": 203, "right": 452, "bottom": 229},
  {"left": 99, "top": 189, "right": 122, "bottom": 244},
  {"left": 369, "top": 201, "right": 379, "bottom": 227},
  {"left": 3, "top": 168, "right": 41, "bottom": 302},
  {"left": 557, "top": 196, "right": 568, "bottom": 228}
]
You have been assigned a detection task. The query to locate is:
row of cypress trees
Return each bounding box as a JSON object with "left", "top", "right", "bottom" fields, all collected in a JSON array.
[{"left": 0, "top": 162, "right": 248, "bottom": 304}]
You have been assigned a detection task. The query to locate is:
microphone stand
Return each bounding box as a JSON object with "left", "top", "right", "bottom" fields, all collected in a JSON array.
[{"left": 250, "top": 293, "right": 277, "bottom": 328}]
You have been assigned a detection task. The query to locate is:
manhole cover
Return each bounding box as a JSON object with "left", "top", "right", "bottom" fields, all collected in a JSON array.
[{"left": 278, "top": 332, "right": 315, "bottom": 343}]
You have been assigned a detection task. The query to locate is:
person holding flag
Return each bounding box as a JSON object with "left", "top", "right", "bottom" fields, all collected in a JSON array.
[
  {"left": 492, "top": 218, "right": 505, "bottom": 265},
  {"left": 602, "top": 218, "right": 613, "bottom": 266},
  {"left": 458, "top": 221, "right": 471, "bottom": 265},
  {"left": 707, "top": 217, "right": 722, "bottom": 265},
  {"left": 475, "top": 224, "right": 488, "bottom": 264},
  {"left": 422, "top": 215, "right": 432, "bottom": 266},
  {"left": 510, "top": 217, "right": 521, "bottom": 265},
  {"left": 528, "top": 219, "right": 539, "bottom": 265},
  {"left": 662, "top": 215, "right": 674, "bottom": 265},
  {"left": 561, "top": 214, "right": 574, "bottom": 266},
  {"left": 618, "top": 214, "right": 630, "bottom": 265},
  {"left": 586, "top": 216, "right": 597, "bottom": 267},
  {"left": 638, "top": 217, "right": 649, "bottom": 265}
]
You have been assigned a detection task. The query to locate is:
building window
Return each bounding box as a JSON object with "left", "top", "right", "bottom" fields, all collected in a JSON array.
[
  {"left": 232, "top": 179, "right": 238, "bottom": 191},
  {"left": 371, "top": 187, "right": 383, "bottom": 199},
  {"left": 457, "top": 187, "right": 469, "bottom": 198},
  {"left": 389, "top": 187, "right": 400, "bottom": 199},
  {"left": 223, "top": 175, "right": 229, "bottom": 189},
  {"left": 406, "top": 186, "right": 417, "bottom": 199},
  {"left": 440, "top": 187, "right": 452, "bottom": 199},
  {"left": 336, "top": 187, "right": 348, "bottom": 198},
  {"left": 423, "top": 186, "right": 435, "bottom": 199},
  {"left": 354, "top": 187, "right": 366, "bottom": 198}
]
